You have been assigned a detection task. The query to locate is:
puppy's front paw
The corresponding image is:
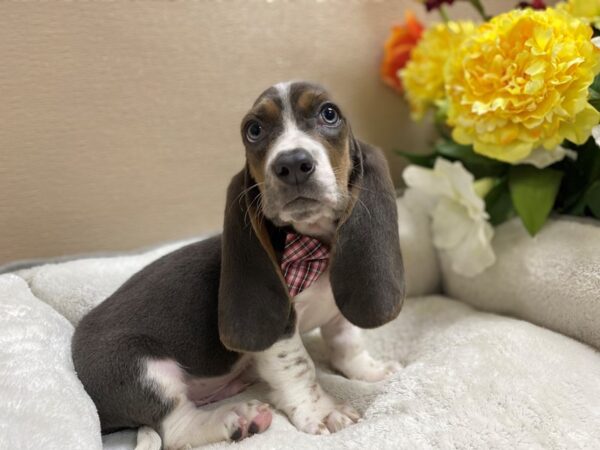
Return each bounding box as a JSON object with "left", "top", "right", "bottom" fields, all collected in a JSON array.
[
  {"left": 292, "top": 403, "right": 360, "bottom": 435},
  {"left": 333, "top": 352, "right": 402, "bottom": 382},
  {"left": 325, "top": 404, "right": 361, "bottom": 432}
]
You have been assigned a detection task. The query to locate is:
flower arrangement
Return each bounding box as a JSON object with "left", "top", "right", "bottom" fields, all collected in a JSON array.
[{"left": 382, "top": 0, "right": 600, "bottom": 276}]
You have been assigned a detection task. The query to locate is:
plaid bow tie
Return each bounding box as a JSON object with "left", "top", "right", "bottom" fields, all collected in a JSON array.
[{"left": 281, "top": 233, "right": 330, "bottom": 297}]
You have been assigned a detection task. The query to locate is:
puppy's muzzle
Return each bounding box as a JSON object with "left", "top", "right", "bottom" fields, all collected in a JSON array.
[{"left": 272, "top": 149, "right": 315, "bottom": 186}]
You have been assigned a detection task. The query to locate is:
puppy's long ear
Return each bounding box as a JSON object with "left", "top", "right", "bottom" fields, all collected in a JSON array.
[
  {"left": 330, "top": 140, "right": 405, "bottom": 328},
  {"left": 218, "top": 168, "right": 292, "bottom": 352}
]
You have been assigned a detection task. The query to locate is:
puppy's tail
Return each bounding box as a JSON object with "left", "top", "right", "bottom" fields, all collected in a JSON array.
[{"left": 134, "top": 426, "right": 162, "bottom": 450}]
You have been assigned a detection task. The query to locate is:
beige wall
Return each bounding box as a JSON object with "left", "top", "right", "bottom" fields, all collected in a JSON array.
[{"left": 0, "top": 0, "right": 511, "bottom": 265}]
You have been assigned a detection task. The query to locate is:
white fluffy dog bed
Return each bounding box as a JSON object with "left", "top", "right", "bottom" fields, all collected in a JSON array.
[{"left": 1, "top": 199, "right": 599, "bottom": 449}]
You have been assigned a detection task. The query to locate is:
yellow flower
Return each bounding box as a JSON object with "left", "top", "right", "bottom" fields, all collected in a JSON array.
[
  {"left": 445, "top": 8, "right": 600, "bottom": 163},
  {"left": 400, "top": 21, "right": 475, "bottom": 120},
  {"left": 557, "top": 0, "right": 600, "bottom": 29}
]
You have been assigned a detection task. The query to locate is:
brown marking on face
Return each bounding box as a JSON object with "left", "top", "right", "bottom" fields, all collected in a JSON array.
[
  {"left": 242, "top": 90, "right": 285, "bottom": 187},
  {"left": 295, "top": 87, "right": 328, "bottom": 114},
  {"left": 321, "top": 137, "right": 352, "bottom": 192},
  {"left": 248, "top": 160, "right": 265, "bottom": 186},
  {"left": 255, "top": 97, "right": 282, "bottom": 119}
]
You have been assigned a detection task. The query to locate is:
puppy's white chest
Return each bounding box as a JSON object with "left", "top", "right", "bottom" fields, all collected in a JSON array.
[{"left": 293, "top": 269, "right": 339, "bottom": 333}]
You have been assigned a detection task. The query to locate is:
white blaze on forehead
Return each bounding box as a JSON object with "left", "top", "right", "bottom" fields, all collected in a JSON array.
[
  {"left": 274, "top": 81, "right": 293, "bottom": 117},
  {"left": 266, "top": 82, "right": 336, "bottom": 191}
]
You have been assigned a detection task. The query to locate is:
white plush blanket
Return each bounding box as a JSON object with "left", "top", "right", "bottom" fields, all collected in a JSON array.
[
  {"left": 2, "top": 238, "right": 600, "bottom": 450},
  {"left": 442, "top": 216, "right": 600, "bottom": 349}
]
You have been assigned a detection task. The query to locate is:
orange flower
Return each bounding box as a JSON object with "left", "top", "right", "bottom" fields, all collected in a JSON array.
[{"left": 381, "top": 11, "right": 425, "bottom": 93}]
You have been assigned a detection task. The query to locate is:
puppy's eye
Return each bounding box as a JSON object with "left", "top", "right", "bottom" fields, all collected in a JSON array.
[
  {"left": 245, "top": 121, "right": 264, "bottom": 142},
  {"left": 320, "top": 104, "right": 340, "bottom": 126}
]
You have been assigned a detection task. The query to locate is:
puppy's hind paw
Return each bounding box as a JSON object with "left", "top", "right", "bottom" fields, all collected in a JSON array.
[
  {"left": 135, "top": 426, "right": 162, "bottom": 450},
  {"left": 235, "top": 400, "right": 273, "bottom": 435},
  {"left": 223, "top": 400, "right": 273, "bottom": 441}
]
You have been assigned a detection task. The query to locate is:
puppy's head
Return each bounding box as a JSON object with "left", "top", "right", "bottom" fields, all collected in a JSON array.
[
  {"left": 219, "top": 81, "right": 404, "bottom": 353},
  {"left": 240, "top": 82, "right": 354, "bottom": 232}
]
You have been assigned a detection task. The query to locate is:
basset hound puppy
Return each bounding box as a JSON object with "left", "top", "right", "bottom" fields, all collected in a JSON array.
[{"left": 72, "top": 81, "right": 405, "bottom": 449}]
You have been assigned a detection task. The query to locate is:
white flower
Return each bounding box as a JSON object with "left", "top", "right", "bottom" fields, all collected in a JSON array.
[
  {"left": 403, "top": 158, "right": 496, "bottom": 277},
  {"left": 519, "top": 146, "right": 576, "bottom": 169}
]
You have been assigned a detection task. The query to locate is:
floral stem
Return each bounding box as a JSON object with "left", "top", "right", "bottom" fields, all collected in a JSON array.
[
  {"left": 467, "top": 0, "right": 490, "bottom": 21},
  {"left": 439, "top": 5, "right": 450, "bottom": 23}
]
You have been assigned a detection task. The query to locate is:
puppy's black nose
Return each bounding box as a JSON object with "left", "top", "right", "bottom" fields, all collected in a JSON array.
[{"left": 272, "top": 149, "right": 315, "bottom": 185}]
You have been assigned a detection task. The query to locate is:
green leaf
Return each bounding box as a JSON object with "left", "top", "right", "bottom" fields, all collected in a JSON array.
[
  {"left": 588, "top": 92, "right": 600, "bottom": 112},
  {"left": 585, "top": 143, "right": 600, "bottom": 184},
  {"left": 585, "top": 181, "right": 600, "bottom": 219},
  {"left": 590, "top": 72, "right": 600, "bottom": 93},
  {"left": 555, "top": 137, "right": 600, "bottom": 216},
  {"left": 569, "top": 180, "right": 600, "bottom": 217},
  {"left": 485, "top": 179, "right": 514, "bottom": 226},
  {"left": 589, "top": 72, "right": 600, "bottom": 111},
  {"left": 434, "top": 139, "right": 508, "bottom": 179},
  {"left": 395, "top": 149, "right": 436, "bottom": 168},
  {"left": 567, "top": 192, "right": 589, "bottom": 216},
  {"left": 434, "top": 139, "right": 489, "bottom": 163},
  {"left": 508, "top": 166, "right": 563, "bottom": 236}
]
